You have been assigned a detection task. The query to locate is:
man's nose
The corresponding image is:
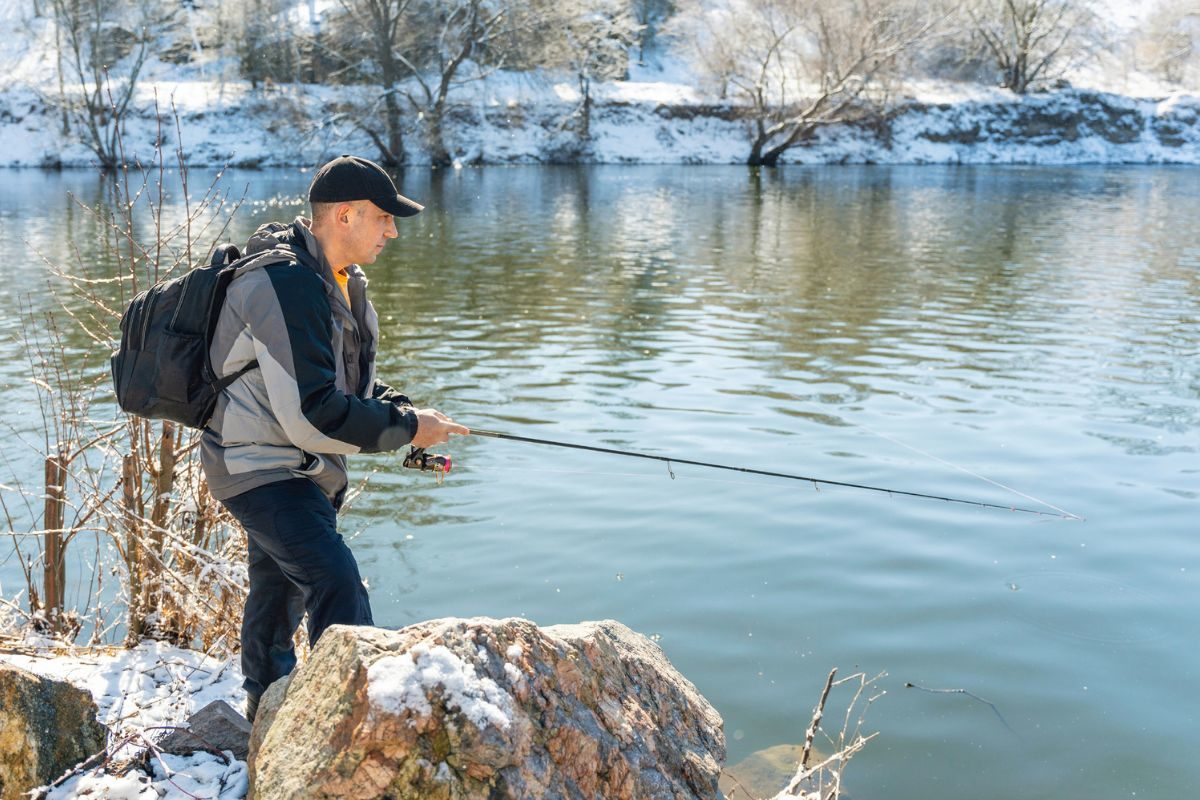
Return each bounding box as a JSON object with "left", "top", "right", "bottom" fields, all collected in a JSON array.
[{"left": 386, "top": 219, "right": 398, "bottom": 238}]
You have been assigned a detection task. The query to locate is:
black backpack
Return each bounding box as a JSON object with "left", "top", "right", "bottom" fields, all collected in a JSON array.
[{"left": 111, "top": 244, "right": 258, "bottom": 429}]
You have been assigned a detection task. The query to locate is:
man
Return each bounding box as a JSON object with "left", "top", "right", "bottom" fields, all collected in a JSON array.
[{"left": 200, "top": 155, "right": 468, "bottom": 721}]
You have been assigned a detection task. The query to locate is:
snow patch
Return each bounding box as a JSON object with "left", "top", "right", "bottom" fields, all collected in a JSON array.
[
  {"left": 0, "top": 639, "right": 243, "bottom": 732},
  {"left": 44, "top": 752, "right": 248, "bottom": 800},
  {"left": 0, "top": 636, "right": 248, "bottom": 799},
  {"left": 367, "top": 643, "right": 513, "bottom": 730}
]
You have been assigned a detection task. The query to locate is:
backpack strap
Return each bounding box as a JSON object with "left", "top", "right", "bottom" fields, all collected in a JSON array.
[
  {"left": 211, "top": 243, "right": 242, "bottom": 266},
  {"left": 207, "top": 243, "right": 258, "bottom": 385},
  {"left": 209, "top": 243, "right": 321, "bottom": 389},
  {"left": 213, "top": 362, "right": 257, "bottom": 392},
  {"left": 271, "top": 242, "right": 322, "bottom": 274}
]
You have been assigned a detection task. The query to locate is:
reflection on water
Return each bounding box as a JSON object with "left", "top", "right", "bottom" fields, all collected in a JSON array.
[{"left": 2, "top": 165, "right": 1198, "bottom": 800}]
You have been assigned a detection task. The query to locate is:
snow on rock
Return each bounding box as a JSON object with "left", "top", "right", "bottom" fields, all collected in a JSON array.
[
  {"left": 366, "top": 642, "right": 513, "bottom": 730},
  {"left": 250, "top": 619, "right": 725, "bottom": 800}
]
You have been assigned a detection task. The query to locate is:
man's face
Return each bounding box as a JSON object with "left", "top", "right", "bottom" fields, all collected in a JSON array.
[{"left": 344, "top": 200, "right": 398, "bottom": 266}]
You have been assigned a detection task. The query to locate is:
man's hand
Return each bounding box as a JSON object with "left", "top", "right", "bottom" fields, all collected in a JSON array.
[{"left": 411, "top": 408, "right": 470, "bottom": 448}]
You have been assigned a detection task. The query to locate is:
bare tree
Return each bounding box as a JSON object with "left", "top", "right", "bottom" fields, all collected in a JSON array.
[
  {"left": 537, "top": 0, "right": 642, "bottom": 144},
  {"left": 49, "top": 0, "right": 179, "bottom": 169},
  {"left": 631, "top": 0, "right": 675, "bottom": 65},
  {"left": 334, "top": 0, "right": 415, "bottom": 165},
  {"left": 333, "top": 0, "right": 515, "bottom": 166},
  {"left": 673, "top": 0, "right": 940, "bottom": 166},
  {"left": 404, "top": 0, "right": 513, "bottom": 166},
  {"left": 226, "top": 0, "right": 300, "bottom": 89},
  {"left": 1135, "top": 0, "right": 1200, "bottom": 88},
  {"left": 967, "top": 0, "right": 1101, "bottom": 93}
]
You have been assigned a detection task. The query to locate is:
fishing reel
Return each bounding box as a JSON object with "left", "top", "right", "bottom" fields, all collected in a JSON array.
[{"left": 402, "top": 446, "right": 452, "bottom": 484}]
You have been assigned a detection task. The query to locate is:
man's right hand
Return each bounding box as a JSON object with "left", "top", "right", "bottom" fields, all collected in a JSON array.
[{"left": 411, "top": 408, "right": 470, "bottom": 448}]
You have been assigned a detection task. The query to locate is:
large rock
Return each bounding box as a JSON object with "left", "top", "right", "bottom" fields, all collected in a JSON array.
[
  {"left": 0, "top": 662, "right": 107, "bottom": 799},
  {"left": 249, "top": 618, "right": 725, "bottom": 799}
]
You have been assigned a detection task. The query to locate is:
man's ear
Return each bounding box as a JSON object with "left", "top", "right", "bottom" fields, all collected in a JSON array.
[{"left": 336, "top": 202, "right": 355, "bottom": 225}]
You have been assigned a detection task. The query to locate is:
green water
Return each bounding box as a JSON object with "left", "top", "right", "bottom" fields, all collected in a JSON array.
[{"left": 2, "top": 165, "right": 1197, "bottom": 799}]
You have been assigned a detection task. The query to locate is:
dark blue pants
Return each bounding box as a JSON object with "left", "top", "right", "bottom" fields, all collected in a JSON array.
[{"left": 221, "top": 478, "right": 373, "bottom": 703}]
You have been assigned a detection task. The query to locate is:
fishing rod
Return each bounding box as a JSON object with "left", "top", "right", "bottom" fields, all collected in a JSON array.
[{"left": 403, "top": 429, "right": 1081, "bottom": 520}]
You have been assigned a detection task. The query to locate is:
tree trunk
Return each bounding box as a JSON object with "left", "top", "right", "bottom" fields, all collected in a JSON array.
[
  {"left": 123, "top": 453, "right": 145, "bottom": 645},
  {"left": 579, "top": 75, "right": 592, "bottom": 142},
  {"left": 383, "top": 88, "right": 405, "bottom": 166},
  {"left": 428, "top": 107, "right": 451, "bottom": 167},
  {"left": 374, "top": 27, "right": 406, "bottom": 166},
  {"left": 148, "top": 421, "right": 176, "bottom": 639},
  {"left": 747, "top": 126, "right": 770, "bottom": 166},
  {"left": 42, "top": 454, "right": 67, "bottom": 628}
]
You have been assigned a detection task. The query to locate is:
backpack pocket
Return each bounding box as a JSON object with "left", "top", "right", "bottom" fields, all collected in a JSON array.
[{"left": 152, "top": 331, "right": 215, "bottom": 421}]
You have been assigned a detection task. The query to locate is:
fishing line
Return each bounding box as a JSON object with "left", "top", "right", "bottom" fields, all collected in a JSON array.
[
  {"left": 854, "top": 421, "right": 1083, "bottom": 520},
  {"left": 451, "top": 464, "right": 659, "bottom": 481},
  {"left": 905, "top": 682, "right": 1020, "bottom": 740},
  {"left": 464, "top": 429, "right": 1079, "bottom": 519},
  {"left": 456, "top": 462, "right": 814, "bottom": 488}
]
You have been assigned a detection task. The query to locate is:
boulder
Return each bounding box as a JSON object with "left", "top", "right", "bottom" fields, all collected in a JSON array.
[
  {"left": 249, "top": 618, "right": 725, "bottom": 800},
  {"left": 157, "top": 700, "right": 252, "bottom": 761},
  {"left": 0, "top": 662, "right": 107, "bottom": 800}
]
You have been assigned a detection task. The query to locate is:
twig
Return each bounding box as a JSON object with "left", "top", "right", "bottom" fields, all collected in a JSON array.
[
  {"left": 783, "top": 669, "right": 884, "bottom": 799},
  {"left": 722, "top": 770, "right": 758, "bottom": 799},
  {"left": 802, "top": 668, "right": 837, "bottom": 769}
]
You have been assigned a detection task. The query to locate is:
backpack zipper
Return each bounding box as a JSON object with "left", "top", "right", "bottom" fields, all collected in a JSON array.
[
  {"left": 167, "top": 272, "right": 194, "bottom": 334},
  {"left": 131, "top": 289, "right": 155, "bottom": 350},
  {"left": 139, "top": 289, "right": 158, "bottom": 349}
]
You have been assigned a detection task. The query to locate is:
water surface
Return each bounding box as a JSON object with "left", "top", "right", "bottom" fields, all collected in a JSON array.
[{"left": 2, "top": 165, "right": 1197, "bottom": 800}]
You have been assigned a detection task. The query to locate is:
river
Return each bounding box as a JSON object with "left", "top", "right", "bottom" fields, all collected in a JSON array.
[{"left": 2, "top": 164, "right": 1197, "bottom": 799}]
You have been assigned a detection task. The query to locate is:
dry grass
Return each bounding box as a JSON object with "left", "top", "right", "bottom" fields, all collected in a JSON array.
[{"left": 2, "top": 101, "right": 249, "bottom": 655}]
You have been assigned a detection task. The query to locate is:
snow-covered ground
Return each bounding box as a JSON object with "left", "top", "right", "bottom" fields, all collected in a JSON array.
[
  {"left": 2, "top": 2, "right": 1197, "bottom": 168},
  {"left": 1, "top": 635, "right": 248, "bottom": 799}
]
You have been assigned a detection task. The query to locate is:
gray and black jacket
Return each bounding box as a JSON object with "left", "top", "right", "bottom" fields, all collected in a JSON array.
[{"left": 200, "top": 217, "right": 417, "bottom": 505}]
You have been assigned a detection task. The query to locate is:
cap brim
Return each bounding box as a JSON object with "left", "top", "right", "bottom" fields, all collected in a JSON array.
[{"left": 372, "top": 194, "right": 424, "bottom": 217}]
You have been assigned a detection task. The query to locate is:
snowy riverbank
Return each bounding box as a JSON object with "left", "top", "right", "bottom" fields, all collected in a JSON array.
[
  {"left": 1, "top": 635, "right": 248, "bottom": 799},
  {"left": 2, "top": 76, "right": 1198, "bottom": 169},
  {"left": 2, "top": 0, "right": 1196, "bottom": 169}
]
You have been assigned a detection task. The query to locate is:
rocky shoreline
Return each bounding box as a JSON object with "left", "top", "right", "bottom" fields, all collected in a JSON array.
[{"left": 1, "top": 619, "right": 737, "bottom": 800}]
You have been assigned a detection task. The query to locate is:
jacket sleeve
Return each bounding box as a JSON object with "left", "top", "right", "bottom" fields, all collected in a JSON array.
[
  {"left": 372, "top": 380, "right": 413, "bottom": 408},
  {"left": 240, "top": 263, "right": 417, "bottom": 454}
]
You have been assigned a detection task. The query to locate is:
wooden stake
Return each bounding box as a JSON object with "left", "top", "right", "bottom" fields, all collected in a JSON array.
[{"left": 42, "top": 454, "right": 67, "bottom": 624}]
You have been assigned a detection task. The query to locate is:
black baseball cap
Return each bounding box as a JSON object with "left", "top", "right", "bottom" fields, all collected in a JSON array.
[{"left": 308, "top": 155, "right": 424, "bottom": 217}]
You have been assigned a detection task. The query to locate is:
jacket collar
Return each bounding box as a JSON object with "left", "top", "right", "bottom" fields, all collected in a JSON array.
[
  {"left": 242, "top": 217, "right": 366, "bottom": 319},
  {"left": 295, "top": 217, "right": 369, "bottom": 287}
]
